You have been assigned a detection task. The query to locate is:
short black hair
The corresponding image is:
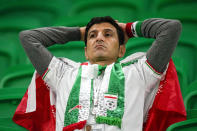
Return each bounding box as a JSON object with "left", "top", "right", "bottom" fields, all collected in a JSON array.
[{"left": 84, "top": 16, "right": 124, "bottom": 46}]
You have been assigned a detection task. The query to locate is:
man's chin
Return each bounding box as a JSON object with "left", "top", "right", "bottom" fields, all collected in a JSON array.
[{"left": 94, "top": 52, "right": 106, "bottom": 57}]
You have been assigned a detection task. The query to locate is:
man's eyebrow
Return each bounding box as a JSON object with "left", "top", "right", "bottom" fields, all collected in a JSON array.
[
  {"left": 88, "top": 28, "right": 114, "bottom": 36},
  {"left": 104, "top": 28, "right": 114, "bottom": 32},
  {"left": 88, "top": 30, "right": 97, "bottom": 35}
]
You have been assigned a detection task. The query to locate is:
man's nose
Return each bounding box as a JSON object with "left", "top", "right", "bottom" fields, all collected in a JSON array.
[{"left": 96, "top": 32, "right": 104, "bottom": 42}]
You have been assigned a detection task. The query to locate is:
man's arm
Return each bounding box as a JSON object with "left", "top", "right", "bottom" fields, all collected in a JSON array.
[
  {"left": 19, "top": 27, "right": 82, "bottom": 75},
  {"left": 126, "top": 18, "right": 182, "bottom": 73}
]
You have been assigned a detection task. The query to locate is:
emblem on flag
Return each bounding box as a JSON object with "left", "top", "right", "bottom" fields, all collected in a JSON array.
[
  {"left": 69, "top": 105, "right": 82, "bottom": 113},
  {"left": 104, "top": 94, "right": 118, "bottom": 111}
]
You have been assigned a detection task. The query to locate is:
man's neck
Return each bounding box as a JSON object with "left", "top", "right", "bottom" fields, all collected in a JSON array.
[{"left": 89, "top": 60, "right": 115, "bottom": 66}]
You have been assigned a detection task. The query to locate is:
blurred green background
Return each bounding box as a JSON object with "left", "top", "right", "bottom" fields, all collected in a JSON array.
[{"left": 0, "top": 0, "right": 197, "bottom": 130}]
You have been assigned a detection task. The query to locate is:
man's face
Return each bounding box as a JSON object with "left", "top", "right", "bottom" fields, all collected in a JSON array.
[{"left": 85, "top": 22, "right": 125, "bottom": 64}]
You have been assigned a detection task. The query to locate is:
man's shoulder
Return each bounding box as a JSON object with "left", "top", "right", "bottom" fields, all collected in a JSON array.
[
  {"left": 55, "top": 57, "right": 81, "bottom": 68},
  {"left": 120, "top": 52, "right": 146, "bottom": 66}
]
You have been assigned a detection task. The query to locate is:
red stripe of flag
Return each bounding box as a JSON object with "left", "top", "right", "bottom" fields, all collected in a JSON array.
[
  {"left": 104, "top": 96, "right": 117, "bottom": 99},
  {"left": 81, "top": 63, "right": 88, "bottom": 65}
]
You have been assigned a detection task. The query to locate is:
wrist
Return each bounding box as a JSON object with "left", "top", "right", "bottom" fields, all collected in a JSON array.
[
  {"left": 126, "top": 22, "right": 134, "bottom": 38},
  {"left": 126, "top": 21, "right": 143, "bottom": 38},
  {"left": 80, "top": 27, "right": 86, "bottom": 41}
]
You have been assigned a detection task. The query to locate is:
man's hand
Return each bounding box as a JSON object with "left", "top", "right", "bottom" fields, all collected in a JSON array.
[
  {"left": 117, "top": 22, "right": 129, "bottom": 45},
  {"left": 80, "top": 27, "right": 86, "bottom": 41}
]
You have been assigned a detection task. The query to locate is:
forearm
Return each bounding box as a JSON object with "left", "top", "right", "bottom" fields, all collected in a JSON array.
[
  {"left": 19, "top": 27, "right": 81, "bottom": 75},
  {"left": 126, "top": 18, "right": 182, "bottom": 73}
]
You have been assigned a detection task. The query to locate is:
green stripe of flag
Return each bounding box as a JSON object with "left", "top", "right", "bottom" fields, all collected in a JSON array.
[
  {"left": 42, "top": 69, "right": 50, "bottom": 80},
  {"left": 135, "top": 21, "right": 143, "bottom": 37},
  {"left": 97, "top": 62, "right": 125, "bottom": 128},
  {"left": 145, "top": 61, "right": 161, "bottom": 75},
  {"left": 121, "top": 59, "right": 138, "bottom": 67},
  {"left": 64, "top": 66, "right": 82, "bottom": 126}
]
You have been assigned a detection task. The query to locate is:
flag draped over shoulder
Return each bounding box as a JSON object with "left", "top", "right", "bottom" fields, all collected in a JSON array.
[
  {"left": 143, "top": 59, "right": 187, "bottom": 131},
  {"left": 12, "top": 59, "right": 186, "bottom": 131},
  {"left": 12, "top": 72, "right": 56, "bottom": 131}
]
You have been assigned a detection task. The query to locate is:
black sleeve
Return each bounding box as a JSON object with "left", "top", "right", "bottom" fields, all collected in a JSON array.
[
  {"left": 141, "top": 18, "right": 182, "bottom": 73},
  {"left": 19, "top": 27, "right": 81, "bottom": 75}
]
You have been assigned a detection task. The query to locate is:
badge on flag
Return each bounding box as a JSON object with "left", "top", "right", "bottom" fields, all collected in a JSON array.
[{"left": 104, "top": 94, "right": 118, "bottom": 111}]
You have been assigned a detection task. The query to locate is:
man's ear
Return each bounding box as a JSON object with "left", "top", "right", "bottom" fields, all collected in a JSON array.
[
  {"left": 84, "top": 46, "right": 89, "bottom": 60},
  {"left": 118, "top": 44, "right": 126, "bottom": 58}
]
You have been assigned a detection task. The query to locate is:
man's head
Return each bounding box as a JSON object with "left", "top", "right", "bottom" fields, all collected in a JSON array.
[
  {"left": 84, "top": 16, "right": 126, "bottom": 65},
  {"left": 85, "top": 16, "right": 124, "bottom": 46}
]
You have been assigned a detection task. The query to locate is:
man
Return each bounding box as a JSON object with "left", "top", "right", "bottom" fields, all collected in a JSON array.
[{"left": 19, "top": 16, "right": 182, "bottom": 131}]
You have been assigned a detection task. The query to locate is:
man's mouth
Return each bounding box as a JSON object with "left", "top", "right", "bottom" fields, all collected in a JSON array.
[
  {"left": 95, "top": 44, "right": 106, "bottom": 49},
  {"left": 96, "top": 44, "right": 104, "bottom": 48}
]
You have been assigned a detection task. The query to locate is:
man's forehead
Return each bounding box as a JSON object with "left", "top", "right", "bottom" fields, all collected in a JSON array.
[{"left": 88, "top": 22, "right": 116, "bottom": 33}]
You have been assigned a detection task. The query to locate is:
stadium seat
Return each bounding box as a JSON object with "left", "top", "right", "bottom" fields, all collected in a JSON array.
[
  {"left": 68, "top": 0, "right": 144, "bottom": 22},
  {"left": 184, "top": 81, "right": 197, "bottom": 119},
  {"left": 166, "top": 118, "right": 197, "bottom": 131},
  {"left": 172, "top": 57, "right": 188, "bottom": 97},
  {"left": 0, "top": 88, "right": 26, "bottom": 118},
  {"left": 0, "top": 117, "right": 26, "bottom": 131},
  {"left": 172, "top": 36, "right": 197, "bottom": 85},
  {"left": 0, "top": 38, "right": 19, "bottom": 80},
  {"left": 184, "top": 80, "right": 197, "bottom": 98},
  {"left": 125, "top": 38, "right": 153, "bottom": 55},
  {"left": 0, "top": 64, "right": 34, "bottom": 89},
  {"left": 0, "top": 4, "right": 51, "bottom": 67},
  {"left": 0, "top": 13, "right": 45, "bottom": 66},
  {"left": 0, "top": 87, "right": 26, "bottom": 130},
  {"left": 154, "top": 0, "right": 195, "bottom": 10},
  {"left": 0, "top": 15, "right": 42, "bottom": 30},
  {"left": 0, "top": 0, "right": 61, "bottom": 27},
  {"left": 152, "top": 0, "right": 197, "bottom": 48},
  {"left": 154, "top": 0, "right": 197, "bottom": 15},
  {"left": 54, "top": 15, "right": 93, "bottom": 27},
  {"left": 48, "top": 41, "right": 87, "bottom": 63},
  {"left": 153, "top": 0, "right": 197, "bottom": 33},
  {"left": 169, "top": 36, "right": 197, "bottom": 92}
]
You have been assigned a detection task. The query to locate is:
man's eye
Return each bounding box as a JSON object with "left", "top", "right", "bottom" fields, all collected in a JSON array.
[
  {"left": 105, "top": 33, "right": 111, "bottom": 37},
  {"left": 90, "top": 34, "right": 95, "bottom": 38}
]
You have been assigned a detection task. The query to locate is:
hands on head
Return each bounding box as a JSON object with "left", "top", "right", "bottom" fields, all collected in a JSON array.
[
  {"left": 116, "top": 21, "right": 129, "bottom": 45},
  {"left": 80, "top": 27, "right": 86, "bottom": 41}
]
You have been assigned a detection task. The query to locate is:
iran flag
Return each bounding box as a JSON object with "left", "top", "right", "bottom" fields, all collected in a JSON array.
[
  {"left": 12, "top": 71, "right": 56, "bottom": 131},
  {"left": 143, "top": 59, "right": 187, "bottom": 131}
]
